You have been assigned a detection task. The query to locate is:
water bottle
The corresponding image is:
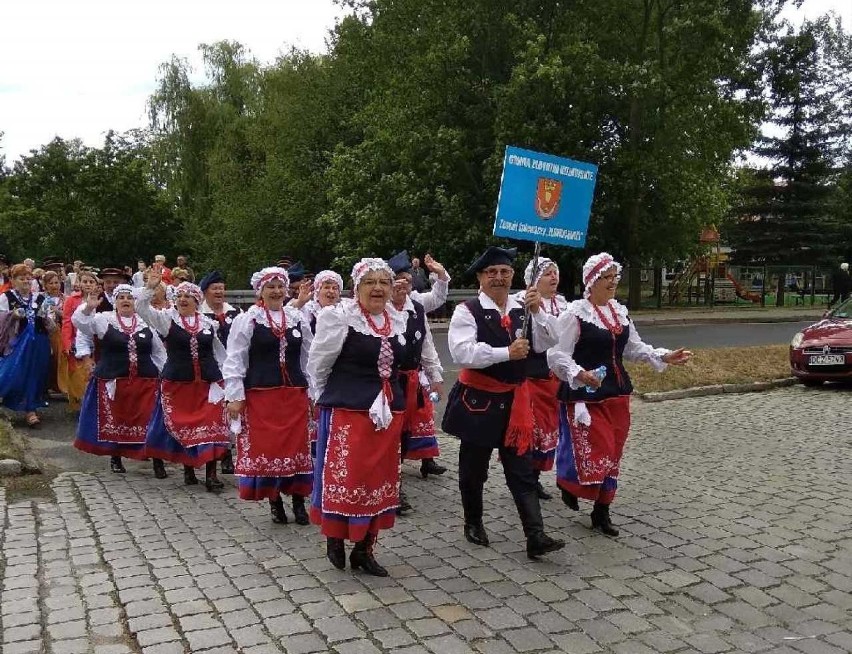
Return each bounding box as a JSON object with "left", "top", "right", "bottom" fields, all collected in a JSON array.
[
  {"left": 585, "top": 365, "right": 607, "bottom": 394},
  {"left": 428, "top": 391, "right": 441, "bottom": 404}
]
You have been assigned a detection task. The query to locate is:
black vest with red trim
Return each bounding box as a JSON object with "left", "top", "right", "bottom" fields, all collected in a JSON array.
[
  {"left": 558, "top": 318, "right": 632, "bottom": 402},
  {"left": 203, "top": 307, "right": 240, "bottom": 346},
  {"left": 464, "top": 298, "right": 526, "bottom": 383},
  {"left": 93, "top": 325, "right": 159, "bottom": 380},
  {"left": 161, "top": 321, "right": 222, "bottom": 383},
  {"left": 244, "top": 322, "right": 308, "bottom": 389},
  {"left": 319, "top": 329, "right": 405, "bottom": 412},
  {"left": 398, "top": 299, "right": 427, "bottom": 372},
  {"left": 5, "top": 290, "right": 49, "bottom": 334}
]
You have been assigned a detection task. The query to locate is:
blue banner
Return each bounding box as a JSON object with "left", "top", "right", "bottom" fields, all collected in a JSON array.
[{"left": 493, "top": 145, "right": 598, "bottom": 248}]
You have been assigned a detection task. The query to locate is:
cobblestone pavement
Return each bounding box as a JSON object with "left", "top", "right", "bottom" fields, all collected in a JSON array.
[{"left": 2, "top": 385, "right": 852, "bottom": 654}]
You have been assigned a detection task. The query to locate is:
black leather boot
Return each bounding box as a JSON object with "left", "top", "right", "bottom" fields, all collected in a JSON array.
[
  {"left": 396, "top": 488, "right": 412, "bottom": 515},
  {"left": 291, "top": 495, "right": 309, "bottom": 525},
  {"left": 420, "top": 458, "right": 447, "bottom": 478},
  {"left": 152, "top": 458, "right": 167, "bottom": 479},
  {"left": 461, "top": 486, "right": 489, "bottom": 546},
  {"left": 561, "top": 488, "right": 579, "bottom": 511},
  {"left": 536, "top": 480, "right": 552, "bottom": 500},
  {"left": 464, "top": 523, "right": 489, "bottom": 546},
  {"left": 204, "top": 461, "right": 224, "bottom": 493},
  {"left": 350, "top": 533, "right": 388, "bottom": 577},
  {"left": 591, "top": 502, "right": 619, "bottom": 537},
  {"left": 183, "top": 465, "right": 199, "bottom": 485},
  {"left": 270, "top": 497, "right": 287, "bottom": 524},
  {"left": 326, "top": 537, "right": 345, "bottom": 570},
  {"left": 514, "top": 487, "right": 565, "bottom": 559},
  {"left": 220, "top": 448, "right": 234, "bottom": 475},
  {"left": 110, "top": 456, "right": 126, "bottom": 473}
]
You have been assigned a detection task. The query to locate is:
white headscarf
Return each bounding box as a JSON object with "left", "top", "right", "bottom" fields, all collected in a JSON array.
[
  {"left": 582, "top": 252, "right": 622, "bottom": 299},
  {"left": 313, "top": 269, "right": 344, "bottom": 301},
  {"left": 351, "top": 258, "right": 393, "bottom": 289},
  {"left": 250, "top": 267, "right": 289, "bottom": 297},
  {"left": 524, "top": 257, "right": 558, "bottom": 287}
]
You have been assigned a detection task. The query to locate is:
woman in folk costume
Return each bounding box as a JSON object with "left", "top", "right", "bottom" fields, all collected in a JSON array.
[
  {"left": 137, "top": 272, "right": 231, "bottom": 491},
  {"left": 300, "top": 269, "right": 343, "bottom": 335},
  {"left": 547, "top": 253, "right": 692, "bottom": 535},
  {"left": 223, "top": 267, "right": 314, "bottom": 525},
  {"left": 511, "top": 257, "right": 569, "bottom": 500},
  {"left": 73, "top": 284, "right": 167, "bottom": 474},
  {"left": 62, "top": 269, "right": 100, "bottom": 411},
  {"left": 0, "top": 263, "right": 56, "bottom": 426},
  {"left": 42, "top": 270, "right": 69, "bottom": 395},
  {"left": 307, "top": 258, "right": 408, "bottom": 577}
]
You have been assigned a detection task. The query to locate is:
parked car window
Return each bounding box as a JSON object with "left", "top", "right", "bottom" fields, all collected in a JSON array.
[{"left": 829, "top": 298, "right": 852, "bottom": 319}]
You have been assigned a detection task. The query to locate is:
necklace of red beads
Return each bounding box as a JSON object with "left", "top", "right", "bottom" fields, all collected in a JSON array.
[
  {"left": 591, "top": 300, "right": 624, "bottom": 335},
  {"left": 359, "top": 303, "right": 392, "bottom": 337}
]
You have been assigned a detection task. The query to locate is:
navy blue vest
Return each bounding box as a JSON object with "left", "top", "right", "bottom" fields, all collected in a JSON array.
[
  {"left": 161, "top": 321, "right": 222, "bottom": 382},
  {"left": 319, "top": 328, "right": 405, "bottom": 412},
  {"left": 93, "top": 324, "right": 159, "bottom": 380},
  {"left": 558, "top": 318, "right": 633, "bottom": 402},
  {"left": 465, "top": 298, "right": 526, "bottom": 384},
  {"left": 203, "top": 307, "right": 240, "bottom": 346},
  {"left": 244, "top": 322, "right": 308, "bottom": 389},
  {"left": 398, "top": 300, "right": 427, "bottom": 372},
  {"left": 5, "top": 291, "right": 48, "bottom": 334}
]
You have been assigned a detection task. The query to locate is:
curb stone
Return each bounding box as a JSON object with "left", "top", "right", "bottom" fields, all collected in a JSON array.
[{"left": 639, "top": 377, "right": 798, "bottom": 402}]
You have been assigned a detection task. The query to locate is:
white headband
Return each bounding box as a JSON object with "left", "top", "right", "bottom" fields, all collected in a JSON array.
[
  {"left": 313, "top": 270, "right": 343, "bottom": 300},
  {"left": 582, "top": 252, "right": 622, "bottom": 298},
  {"left": 351, "top": 258, "right": 393, "bottom": 288},
  {"left": 524, "top": 257, "right": 558, "bottom": 287},
  {"left": 250, "top": 267, "right": 290, "bottom": 297}
]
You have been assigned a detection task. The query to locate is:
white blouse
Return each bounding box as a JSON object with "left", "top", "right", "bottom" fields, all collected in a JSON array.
[
  {"left": 546, "top": 299, "right": 670, "bottom": 389},
  {"left": 410, "top": 274, "right": 451, "bottom": 314},
  {"left": 72, "top": 306, "right": 166, "bottom": 372},
  {"left": 222, "top": 304, "right": 313, "bottom": 402},
  {"left": 135, "top": 287, "right": 227, "bottom": 367},
  {"left": 307, "top": 298, "right": 408, "bottom": 402},
  {"left": 447, "top": 291, "right": 557, "bottom": 369}
]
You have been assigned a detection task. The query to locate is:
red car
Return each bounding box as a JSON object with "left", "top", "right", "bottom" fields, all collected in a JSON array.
[{"left": 790, "top": 298, "right": 852, "bottom": 386}]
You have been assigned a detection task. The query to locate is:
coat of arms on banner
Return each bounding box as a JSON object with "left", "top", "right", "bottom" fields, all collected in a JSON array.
[{"left": 535, "top": 177, "right": 562, "bottom": 219}]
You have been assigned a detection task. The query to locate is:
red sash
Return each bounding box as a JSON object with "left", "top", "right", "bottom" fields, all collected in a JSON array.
[
  {"left": 161, "top": 379, "right": 229, "bottom": 447},
  {"left": 528, "top": 375, "right": 560, "bottom": 453},
  {"left": 458, "top": 369, "right": 534, "bottom": 455},
  {"left": 236, "top": 386, "right": 313, "bottom": 477},
  {"left": 97, "top": 378, "right": 158, "bottom": 443}
]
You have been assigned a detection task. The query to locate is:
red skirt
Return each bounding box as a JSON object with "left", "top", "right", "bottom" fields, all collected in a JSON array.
[
  {"left": 310, "top": 408, "right": 403, "bottom": 541},
  {"left": 236, "top": 386, "right": 313, "bottom": 480},
  {"left": 98, "top": 377, "right": 158, "bottom": 444},
  {"left": 400, "top": 369, "right": 439, "bottom": 460},
  {"left": 528, "top": 375, "right": 560, "bottom": 471},
  {"left": 161, "top": 379, "right": 229, "bottom": 447}
]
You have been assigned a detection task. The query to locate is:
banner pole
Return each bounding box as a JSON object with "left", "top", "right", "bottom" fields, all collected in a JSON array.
[{"left": 519, "top": 241, "right": 542, "bottom": 340}]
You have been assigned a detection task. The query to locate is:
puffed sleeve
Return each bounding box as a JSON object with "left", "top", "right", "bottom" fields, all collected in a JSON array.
[
  {"left": 211, "top": 322, "right": 228, "bottom": 369},
  {"left": 529, "top": 309, "right": 558, "bottom": 352},
  {"left": 419, "top": 321, "right": 443, "bottom": 384},
  {"left": 623, "top": 321, "right": 670, "bottom": 371},
  {"left": 546, "top": 312, "right": 585, "bottom": 388},
  {"left": 447, "top": 303, "right": 510, "bottom": 368},
  {"left": 296, "top": 310, "right": 314, "bottom": 383},
  {"left": 223, "top": 312, "right": 254, "bottom": 402},
  {"left": 134, "top": 288, "right": 174, "bottom": 337},
  {"left": 75, "top": 328, "right": 94, "bottom": 359},
  {"left": 411, "top": 273, "right": 450, "bottom": 314},
  {"left": 307, "top": 305, "right": 348, "bottom": 402},
  {"left": 71, "top": 304, "right": 110, "bottom": 339},
  {"left": 151, "top": 332, "right": 167, "bottom": 372}
]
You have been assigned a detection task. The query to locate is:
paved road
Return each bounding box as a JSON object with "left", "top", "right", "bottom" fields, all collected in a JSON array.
[{"left": 3, "top": 385, "right": 852, "bottom": 653}]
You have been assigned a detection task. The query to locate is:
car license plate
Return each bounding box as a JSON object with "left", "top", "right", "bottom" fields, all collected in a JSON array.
[{"left": 808, "top": 354, "right": 845, "bottom": 365}]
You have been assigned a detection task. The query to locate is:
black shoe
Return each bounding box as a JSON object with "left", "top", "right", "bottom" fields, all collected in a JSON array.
[
  {"left": 292, "top": 495, "right": 309, "bottom": 525},
  {"left": 110, "top": 456, "right": 126, "bottom": 474},
  {"left": 326, "top": 537, "right": 345, "bottom": 570},
  {"left": 591, "top": 503, "right": 619, "bottom": 537},
  {"left": 464, "top": 522, "right": 489, "bottom": 546},
  {"left": 561, "top": 488, "right": 579, "bottom": 511},
  {"left": 270, "top": 498, "right": 287, "bottom": 524},
  {"left": 205, "top": 476, "right": 224, "bottom": 493},
  {"left": 350, "top": 534, "right": 388, "bottom": 577},
  {"left": 527, "top": 532, "right": 566, "bottom": 559},
  {"left": 183, "top": 466, "right": 199, "bottom": 485},
  {"left": 536, "top": 481, "right": 552, "bottom": 500},
  {"left": 396, "top": 491, "right": 412, "bottom": 515},
  {"left": 220, "top": 449, "right": 234, "bottom": 475},
  {"left": 152, "top": 459, "right": 167, "bottom": 479},
  {"left": 420, "top": 458, "right": 447, "bottom": 478}
]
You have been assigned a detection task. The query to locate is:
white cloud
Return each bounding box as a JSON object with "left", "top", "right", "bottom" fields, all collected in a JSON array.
[{"left": 1, "top": 0, "right": 850, "bottom": 164}]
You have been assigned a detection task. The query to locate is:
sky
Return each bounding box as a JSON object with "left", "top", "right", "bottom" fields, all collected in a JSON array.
[{"left": 1, "top": 0, "right": 850, "bottom": 165}]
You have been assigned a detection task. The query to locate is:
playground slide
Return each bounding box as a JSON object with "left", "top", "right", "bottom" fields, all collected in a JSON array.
[{"left": 726, "top": 273, "right": 761, "bottom": 302}]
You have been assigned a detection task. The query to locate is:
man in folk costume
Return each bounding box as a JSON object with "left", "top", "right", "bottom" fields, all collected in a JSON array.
[
  {"left": 285, "top": 262, "right": 315, "bottom": 311},
  {"left": 442, "top": 246, "right": 565, "bottom": 559},
  {"left": 511, "top": 257, "right": 569, "bottom": 500},
  {"left": 386, "top": 250, "right": 447, "bottom": 514},
  {"left": 547, "top": 253, "right": 691, "bottom": 535}
]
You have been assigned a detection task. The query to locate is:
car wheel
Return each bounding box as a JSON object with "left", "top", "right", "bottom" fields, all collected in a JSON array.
[{"left": 801, "top": 379, "right": 823, "bottom": 387}]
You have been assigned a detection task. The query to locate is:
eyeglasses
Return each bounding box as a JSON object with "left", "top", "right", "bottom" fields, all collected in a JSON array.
[
  {"left": 359, "top": 278, "right": 392, "bottom": 288},
  {"left": 482, "top": 268, "right": 514, "bottom": 278}
]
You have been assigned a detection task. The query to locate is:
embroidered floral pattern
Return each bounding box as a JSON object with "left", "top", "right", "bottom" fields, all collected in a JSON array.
[
  {"left": 569, "top": 406, "right": 618, "bottom": 484},
  {"left": 161, "top": 382, "right": 230, "bottom": 447},
  {"left": 96, "top": 380, "right": 150, "bottom": 444}
]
